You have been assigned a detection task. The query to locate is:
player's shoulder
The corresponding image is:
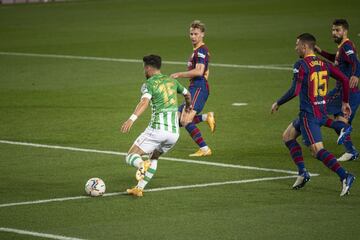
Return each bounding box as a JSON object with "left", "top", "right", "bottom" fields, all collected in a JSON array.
[
  {"left": 196, "top": 44, "right": 209, "bottom": 54},
  {"left": 342, "top": 40, "right": 356, "bottom": 55},
  {"left": 293, "top": 59, "right": 305, "bottom": 70}
]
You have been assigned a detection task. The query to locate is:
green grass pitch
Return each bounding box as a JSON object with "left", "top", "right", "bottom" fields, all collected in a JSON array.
[{"left": 0, "top": 0, "right": 360, "bottom": 239}]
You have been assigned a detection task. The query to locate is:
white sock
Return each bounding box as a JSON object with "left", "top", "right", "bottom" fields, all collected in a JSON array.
[
  {"left": 125, "top": 153, "right": 143, "bottom": 168},
  {"left": 137, "top": 159, "right": 158, "bottom": 189},
  {"left": 200, "top": 146, "right": 209, "bottom": 151},
  {"left": 201, "top": 113, "right": 208, "bottom": 121}
]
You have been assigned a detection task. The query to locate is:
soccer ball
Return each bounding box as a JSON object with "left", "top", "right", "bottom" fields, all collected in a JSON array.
[{"left": 85, "top": 177, "right": 106, "bottom": 197}]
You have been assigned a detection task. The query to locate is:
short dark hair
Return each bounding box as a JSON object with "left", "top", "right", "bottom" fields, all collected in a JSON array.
[
  {"left": 143, "top": 54, "right": 161, "bottom": 69},
  {"left": 333, "top": 19, "right": 349, "bottom": 30},
  {"left": 297, "top": 33, "right": 316, "bottom": 49}
]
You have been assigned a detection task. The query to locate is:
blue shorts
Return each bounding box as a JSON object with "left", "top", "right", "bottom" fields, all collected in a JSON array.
[
  {"left": 298, "top": 112, "right": 328, "bottom": 146},
  {"left": 178, "top": 87, "right": 209, "bottom": 113},
  {"left": 327, "top": 89, "right": 360, "bottom": 124}
]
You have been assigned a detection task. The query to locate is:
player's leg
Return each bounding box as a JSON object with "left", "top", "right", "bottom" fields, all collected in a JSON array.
[
  {"left": 126, "top": 128, "right": 158, "bottom": 197},
  {"left": 338, "top": 93, "right": 360, "bottom": 161},
  {"left": 136, "top": 150, "right": 161, "bottom": 191},
  {"left": 125, "top": 144, "right": 149, "bottom": 171},
  {"left": 326, "top": 93, "right": 358, "bottom": 161},
  {"left": 301, "top": 113, "right": 355, "bottom": 196},
  {"left": 283, "top": 119, "right": 310, "bottom": 189},
  {"left": 186, "top": 88, "right": 212, "bottom": 157},
  {"left": 128, "top": 131, "right": 179, "bottom": 197},
  {"left": 193, "top": 112, "right": 216, "bottom": 133},
  {"left": 191, "top": 89, "right": 215, "bottom": 132},
  {"left": 125, "top": 129, "right": 154, "bottom": 176}
]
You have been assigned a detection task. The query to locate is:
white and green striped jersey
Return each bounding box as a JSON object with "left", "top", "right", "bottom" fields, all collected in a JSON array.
[{"left": 141, "top": 73, "right": 188, "bottom": 134}]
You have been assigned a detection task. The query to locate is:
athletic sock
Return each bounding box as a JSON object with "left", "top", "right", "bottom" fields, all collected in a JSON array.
[
  {"left": 125, "top": 153, "right": 143, "bottom": 168},
  {"left": 344, "top": 135, "right": 356, "bottom": 153},
  {"left": 285, "top": 140, "right": 306, "bottom": 174},
  {"left": 325, "top": 118, "right": 346, "bottom": 135},
  {"left": 137, "top": 159, "right": 158, "bottom": 189},
  {"left": 316, "top": 149, "right": 347, "bottom": 180},
  {"left": 185, "top": 122, "right": 207, "bottom": 148},
  {"left": 325, "top": 119, "right": 355, "bottom": 153},
  {"left": 193, "top": 114, "right": 207, "bottom": 124}
]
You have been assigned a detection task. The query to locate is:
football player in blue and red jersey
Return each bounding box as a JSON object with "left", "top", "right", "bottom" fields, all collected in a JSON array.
[
  {"left": 271, "top": 33, "right": 355, "bottom": 196},
  {"left": 171, "top": 20, "right": 215, "bottom": 157},
  {"left": 315, "top": 19, "right": 360, "bottom": 161}
]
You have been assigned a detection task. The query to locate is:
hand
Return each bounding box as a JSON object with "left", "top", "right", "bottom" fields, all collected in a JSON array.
[
  {"left": 314, "top": 45, "right": 321, "bottom": 53},
  {"left": 185, "top": 104, "right": 193, "bottom": 113},
  {"left": 341, "top": 102, "right": 352, "bottom": 119},
  {"left": 271, "top": 102, "right": 279, "bottom": 114},
  {"left": 121, "top": 119, "right": 134, "bottom": 133},
  {"left": 170, "top": 73, "right": 181, "bottom": 79},
  {"left": 349, "top": 76, "right": 359, "bottom": 88}
]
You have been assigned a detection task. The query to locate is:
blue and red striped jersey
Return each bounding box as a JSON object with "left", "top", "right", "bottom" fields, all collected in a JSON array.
[
  {"left": 277, "top": 54, "right": 350, "bottom": 118},
  {"left": 187, "top": 44, "right": 210, "bottom": 91},
  {"left": 319, "top": 39, "right": 360, "bottom": 93}
]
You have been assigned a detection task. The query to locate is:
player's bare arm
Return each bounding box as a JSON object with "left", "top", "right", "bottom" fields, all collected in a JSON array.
[
  {"left": 171, "top": 63, "right": 205, "bottom": 79},
  {"left": 121, "top": 97, "right": 150, "bottom": 133}
]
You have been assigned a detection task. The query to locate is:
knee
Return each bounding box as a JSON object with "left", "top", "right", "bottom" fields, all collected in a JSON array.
[
  {"left": 282, "top": 129, "right": 294, "bottom": 143},
  {"left": 282, "top": 131, "right": 290, "bottom": 143},
  {"left": 310, "top": 145, "right": 323, "bottom": 158}
]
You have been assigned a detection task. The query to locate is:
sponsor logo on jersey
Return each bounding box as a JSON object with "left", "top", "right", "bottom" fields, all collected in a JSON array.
[
  {"left": 313, "top": 100, "right": 326, "bottom": 105},
  {"left": 345, "top": 49, "right": 354, "bottom": 56}
]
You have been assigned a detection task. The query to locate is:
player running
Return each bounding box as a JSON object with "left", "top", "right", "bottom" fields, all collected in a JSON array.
[
  {"left": 171, "top": 20, "right": 215, "bottom": 157},
  {"left": 121, "top": 54, "right": 192, "bottom": 197},
  {"left": 314, "top": 19, "right": 360, "bottom": 161},
  {"left": 271, "top": 33, "right": 355, "bottom": 196}
]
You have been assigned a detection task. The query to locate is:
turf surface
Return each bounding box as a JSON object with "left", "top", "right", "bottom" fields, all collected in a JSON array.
[{"left": 0, "top": 0, "right": 360, "bottom": 239}]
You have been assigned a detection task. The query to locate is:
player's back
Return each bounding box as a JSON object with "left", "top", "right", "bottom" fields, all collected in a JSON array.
[
  {"left": 145, "top": 74, "right": 185, "bottom": 133},
  {"left": 297, "top": 55, "right": 331, "bottom": 118}
]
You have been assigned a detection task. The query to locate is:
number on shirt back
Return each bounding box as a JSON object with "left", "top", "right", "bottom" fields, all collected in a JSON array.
[
  {"left": 158, "top": 82, "right": 176, "bottom": 105},
  {"left": 310, "top": 70, "right": 327, "bottom": 97}
]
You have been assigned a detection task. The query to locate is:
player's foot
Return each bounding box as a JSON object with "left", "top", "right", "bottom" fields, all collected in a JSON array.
[
  {"left": 135, "top": 160, "right": 151, "bottom": 181},
  {"left": 292, "top": 171, "right": 310, "bottom": 190},
  {"left": 206, "top": 112, "right": 216, "bottom": 133},
  {"left": 126, "top": 186, "right": 144, "bottom": 197},
  {"left": 337, "top": 125, "right": 352, "bottom": 145},
  {"left": 189, "top": 148, "right": 212, "bottom": 157},
  {"left": 337, "top": 150, "right": 359, "bottom": 162},
  {"left": 340, "top": 173, "right": 355, "bottom": 197}
]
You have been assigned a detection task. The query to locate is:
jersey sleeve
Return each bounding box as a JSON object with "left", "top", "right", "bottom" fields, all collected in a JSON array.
[
  {"left": 175, "top": 79, "right": 188, "bottom": 95},
  {"left": 343, "top": 43, "right": 360, "bottom": 77},
  {"left": 277, "top": 61, "right": 304, "bottom": 106},
  {"left": 141, "top": 83, "right": 152, "bottom": 100},
  {"left": 319, "top": 50, "right": 336, "bottom": 62},
  {"left": 328, "top": 64, "right": 350, "bottom": 103},
  {"left": 196, "top": 47, "right": 208, "bottom": 65}
]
